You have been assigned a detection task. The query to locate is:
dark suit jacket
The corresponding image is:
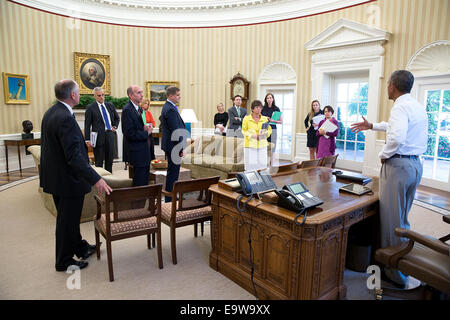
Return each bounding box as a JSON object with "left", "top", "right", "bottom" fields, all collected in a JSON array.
[
  {"left": 121, "top": 100, "right": 150, "bottom": 167},
  {"left": 84, "top": 101, "right": 119, "bottom": 146},
  {"left": 160, "top": 100, "right": 186, "bottom": 155},
  {"left": 40, "top": 102, "right": 101, "bottom": 197},
  {"left": 226, "top": 106, "right": 247, "bottom": 137}
]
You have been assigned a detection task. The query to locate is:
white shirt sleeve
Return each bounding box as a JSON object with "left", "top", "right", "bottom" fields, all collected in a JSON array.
[
  {"left": 378, "top": 104, "right": 409, "bottom": 159},
  {"left": 372, "top": 121, "right": 388, "bottom": 131}
]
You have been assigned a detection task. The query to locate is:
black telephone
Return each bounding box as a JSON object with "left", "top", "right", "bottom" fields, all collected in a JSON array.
[
  {"left": 275, "top": 182, "right": 323, "bottom": 226},
  {"left": 236, "top": 170, "right": 277, "bottom": 196},
  {"left": 275, "top": 182, "right": 323, "bottom": 212}
]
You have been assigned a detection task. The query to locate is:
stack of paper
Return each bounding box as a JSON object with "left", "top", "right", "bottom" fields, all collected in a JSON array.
[
  {"left": 90, "top": 132, "right": 98, "bottom": 147},
  {"left": 319, "top": 119, "right": 338, "bottom": 139},
  {"left": 312, "top": 114, "right": 325, "bottom": 130}
]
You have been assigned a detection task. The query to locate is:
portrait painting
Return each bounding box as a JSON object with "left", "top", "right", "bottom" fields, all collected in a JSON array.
[
  {"left": 74, "top": 52, "right": 111, "bottom": 95},
  {"left": 2, "top": 72, "right": 30, "bottom": 104},
  {"left": 146, "top": 81, "right": 179, "bottom": 106}
]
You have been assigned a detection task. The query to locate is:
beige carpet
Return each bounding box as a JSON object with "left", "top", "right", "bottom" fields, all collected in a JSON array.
[{"left": 0, "top": 163, "right": 448, "bottom": 300}]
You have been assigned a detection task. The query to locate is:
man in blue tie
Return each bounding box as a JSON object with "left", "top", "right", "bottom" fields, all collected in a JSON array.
[{"left": 84, "top": 87, "right": 120, "bottom": 173}]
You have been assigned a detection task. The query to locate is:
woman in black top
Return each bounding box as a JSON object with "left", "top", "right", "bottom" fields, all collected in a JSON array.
[
  {"left": 304, "top": 99, "right": 323, "bottom": 160},
  {"left": 214, "top": 103, "right": 228, "bottom": 136},
  {"left": 262, "top": 93, "right": 282, "bottom": 165}
]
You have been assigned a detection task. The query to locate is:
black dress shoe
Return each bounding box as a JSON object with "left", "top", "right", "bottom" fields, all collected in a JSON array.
[
  {"left": 380, "top": 269, "right": 406, "bottom": 289},
  {"left": 76, "top": 244, "right": 96, "bottom": 260},
  {"left": 56, "top": 259, "right": 88, "bottom": 272}
]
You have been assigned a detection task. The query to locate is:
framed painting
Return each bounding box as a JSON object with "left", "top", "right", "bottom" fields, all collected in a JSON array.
[
  {"left": 146, "top": 81, "right": 179, "bottom": 106},
  {"left": 3, "top": 72, "right": 30, "bottom": 104},
  {"left": 74, "top": 52, "right": 111, "bottom": 95}
]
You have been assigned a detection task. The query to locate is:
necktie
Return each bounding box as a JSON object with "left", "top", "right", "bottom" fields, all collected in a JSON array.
[
  {"left": 236, "top": 106, "right": 240, "bottom": 118},
  {"left": 100, "top": 104, "right": 111, "bottom": 130}
]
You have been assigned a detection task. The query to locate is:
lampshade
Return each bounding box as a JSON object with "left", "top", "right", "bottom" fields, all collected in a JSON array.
[{"left": 180, "top": 108, "right": 198, "bottom": 123}]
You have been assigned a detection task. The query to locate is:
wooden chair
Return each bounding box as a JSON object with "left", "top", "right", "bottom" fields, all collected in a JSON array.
[
  {"left": 270, "top": 162, "right": 298, "bottom": 175},
  {"left": 162, "top": 176, "right": 220, "bottom": 264},
  {"left": 94, "top": 184, "right": 163, "bottom": 281},
  {"left": 298, "top": 159, "right": 321, "bottom": 168},
  {"left": 318, "top": 154, "right": 339, "bottom": 168},
  {"left": 374, "top": 215, "right": 450, "bottom": 299}
]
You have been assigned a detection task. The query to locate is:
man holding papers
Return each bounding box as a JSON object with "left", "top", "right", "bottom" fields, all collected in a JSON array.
[{"left": 316, "top": 105, "right": 339, "bottom": 159}]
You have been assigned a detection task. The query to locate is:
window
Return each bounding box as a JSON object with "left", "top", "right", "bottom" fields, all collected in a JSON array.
[
  {"left": 423, "top": 88, "right": 450, "bottom": 182},
  {"left": 272, "top": 89, "right": 295, "bottom": 155},
  {"left": 334, "top": 79, "right": 369, "bottom": 162}
]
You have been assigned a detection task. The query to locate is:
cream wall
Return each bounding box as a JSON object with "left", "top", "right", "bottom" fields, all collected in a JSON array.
[{"left": 0, "top": 0, "right": 449, "bottom": 135}]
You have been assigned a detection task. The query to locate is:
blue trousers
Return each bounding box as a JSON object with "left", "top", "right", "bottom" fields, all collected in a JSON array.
[{"left": 165, "top": 152, "right": 180, "bottom": 202}]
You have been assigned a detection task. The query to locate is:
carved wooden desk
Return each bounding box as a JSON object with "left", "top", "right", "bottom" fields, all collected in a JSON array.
[
  {"left": 4, "top": 138, "right": 41, "bottom": 173},
  {"left": 209, "top": 167, "right": 379, "bottom": 300}
]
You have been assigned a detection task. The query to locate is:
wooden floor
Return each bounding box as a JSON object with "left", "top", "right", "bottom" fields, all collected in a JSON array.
[
  {"left": 0, "top": 165, "right": 448, "bottom": 211},
  {"left": 0, "top": 167, "right": 38, "bottom": 187}
]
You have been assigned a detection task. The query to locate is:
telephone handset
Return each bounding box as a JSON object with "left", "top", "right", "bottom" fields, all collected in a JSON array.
[
  {"left": 236, "top": 170, "right": 277, "bottom": 196},
  {"left": 275, "top": 189, "right": 305, "bottom": 212}
]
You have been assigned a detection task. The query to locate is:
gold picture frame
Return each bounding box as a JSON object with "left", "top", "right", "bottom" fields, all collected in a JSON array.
[
  {"left": 146, "top": 81, "right": 179, "bottom": 106},
  {"left": 3, "top": 72, "right": 30, "bottom": 104},
  {"left": 74, "top": 52, "right": 111, "bottom": 95}
]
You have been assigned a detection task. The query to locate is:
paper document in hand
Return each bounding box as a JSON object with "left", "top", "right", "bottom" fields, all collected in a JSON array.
[
  {"left": 270, "top": 111, "right": 282, "bottom": 125},
  {"left": 312, "top": 114, "right": 325, "bottom": 130},
  {"left": 319, "top": 119, "right": 338, "bottom": 139},
  {"left": 90, "top": 132, "right": 98, "bottom": 148}
]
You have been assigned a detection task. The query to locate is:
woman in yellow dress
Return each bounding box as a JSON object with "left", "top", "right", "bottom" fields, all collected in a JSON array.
[{"left": 241, "top": 100, "right": 272, "bottom": 171}]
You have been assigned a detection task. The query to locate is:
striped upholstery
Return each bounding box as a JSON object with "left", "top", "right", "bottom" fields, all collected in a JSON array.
[
  {"left": 161, "top": 202, "right": 212, "bottom": 224},
  {"left": 99, "top": 209, "right": 157, "bottom": 236}
]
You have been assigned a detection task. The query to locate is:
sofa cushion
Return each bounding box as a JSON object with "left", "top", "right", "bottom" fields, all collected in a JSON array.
[
  {"left": 93, "top": 166, "right": 112, "bottom": 176},
  {"left": 210, "top": 156, "right": 244, "bottom": 172},
  {"left": 193, "top": 135, "right": 216, "bottom": 155}
]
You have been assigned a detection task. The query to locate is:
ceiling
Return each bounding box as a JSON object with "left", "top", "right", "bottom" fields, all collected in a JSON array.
[{"left": 12, "top": 0, "right": 372, "bottom": 27}]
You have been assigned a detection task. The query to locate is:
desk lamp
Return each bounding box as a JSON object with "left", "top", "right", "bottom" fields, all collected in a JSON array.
[{"left": 180, "top": 108, "right": 198, "bottom": 138}]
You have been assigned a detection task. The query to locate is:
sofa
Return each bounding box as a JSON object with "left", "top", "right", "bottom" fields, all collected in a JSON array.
[
  {"left": 28, "top": 145, "right": 133, "bottom": 223},
  {"left": 181, "top": 135, "right": 273, "bottom": 179}
]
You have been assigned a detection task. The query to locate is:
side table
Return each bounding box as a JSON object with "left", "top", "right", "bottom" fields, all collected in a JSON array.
[{"left": 4, "top": 138, "right": 41, "bottom": 173}]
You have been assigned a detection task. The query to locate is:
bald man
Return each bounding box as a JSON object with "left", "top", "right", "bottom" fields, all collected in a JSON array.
[{"left": 121, "top": 85, "right": 152, "bottom": 186}]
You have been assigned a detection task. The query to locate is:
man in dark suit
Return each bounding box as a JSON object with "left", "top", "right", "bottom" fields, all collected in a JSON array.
[
  {"left": 160, "top": 86, "right": 186, "bottom": 202},
  {"left": 226, "top": 95, "right": 247, "bottom": 138},
  {"left": 121, "top": 85, "right": 152, "bottom": 186},
  {"left": 40, "top": 79, "right": 112, "bottom": 272},
  {"left": 84, "top": 87, "right": 120, "bottom": 173}
]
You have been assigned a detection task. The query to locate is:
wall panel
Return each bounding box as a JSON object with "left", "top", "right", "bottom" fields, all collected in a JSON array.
[{"left": 0, "top": 0, "right": 449, "bottom": 135}]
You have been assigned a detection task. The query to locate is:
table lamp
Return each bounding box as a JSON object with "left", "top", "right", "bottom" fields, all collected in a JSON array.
[{"left": 180, "top": 108, "right": 198, "bottom": 138}]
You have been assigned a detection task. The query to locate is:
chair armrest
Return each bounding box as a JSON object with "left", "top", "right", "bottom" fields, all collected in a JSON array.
[
  {"left": 162, "top": 190, "right": 172, "bottom": 197},
  {"left": 395, "top": 228, "right": 449, "bottom": 256}
]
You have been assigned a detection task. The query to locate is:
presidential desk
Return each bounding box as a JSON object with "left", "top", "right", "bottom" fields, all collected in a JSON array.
[
  {"left": 209, "top": 167, "right": 379, "bottom": 300},
  {"left": 4, "top": 138, "right": 41, "bottom": 173}
]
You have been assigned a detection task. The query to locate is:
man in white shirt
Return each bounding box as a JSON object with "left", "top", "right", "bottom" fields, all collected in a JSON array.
[{"left": 351, "top": 70, "right": 427, "bottom": 288}]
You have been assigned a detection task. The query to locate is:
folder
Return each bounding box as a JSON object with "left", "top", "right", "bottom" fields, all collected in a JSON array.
[{"left": 270, "top": 111, "right": 282, "bottom": 125}]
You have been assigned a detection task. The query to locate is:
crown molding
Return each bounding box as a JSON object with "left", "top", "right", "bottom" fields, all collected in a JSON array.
[{"left": 10, "top": 0, "right": 374, "bottom": 28}]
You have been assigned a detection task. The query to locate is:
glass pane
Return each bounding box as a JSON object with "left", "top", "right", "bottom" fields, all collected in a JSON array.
[
  {"left": 349, "top": 83, "right": 359, "bottom": 102},
  {"left": 426, "top": 90, "right": 441, "bottom": 112},
  {"left": 346, "top": 127, "right": 356, "bottom": 141},
  {"left": 359, "top": 83, "right": 369, "bottom": 101},
  {"left": 359, "top": 102, "right": 368, "bottom": 116},
  {"left": 439, "top": 113, "right": 450, "bottom": 134},
  {"left": 425, "top": 135, "right": 436, "bottom": 156},
  {"left": 283, "top": 109, "right": 293, "bottom": 120},
  {"left": 357, "top": 131, "right": 366, "bottom": 142},
  {"left": 427, "top": 112, "right": 438, "bottom": 135},
  {"left": 435, "top": 159, "right": 450, "bottom": 182},
  {"left": 443, "top": 89, "right": 450, "bottom": 108},
  {"left": 345, "top": 141, "right": 355, "bottom": 151},
  {"left": 336, "top": 104, "right": 346, "bottom": 122},
  {"left": 347, "top": 102, "right": 358, "bottom": 121},
  {"left": 337, "top": 83, "right": 348, "bottom": 102},
  {"left": 437, "top": 135, "right": 449, "bottom": 159},
  {"left": 284, "top": 93, "right": 294, "bottom": 108},
  {"left": 337, "top": 121, "right": 345, "bottom": 139},
  {"left": 336, "top": 140, "right": 344, "bottom": 149},
  {"left": 356, "top": 143, "right": 365, "bottom": 162}
]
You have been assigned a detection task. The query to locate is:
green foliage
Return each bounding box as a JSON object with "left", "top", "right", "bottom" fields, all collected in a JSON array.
[{"left": 73, "top": 95, "right": 128, "bottom": 109}]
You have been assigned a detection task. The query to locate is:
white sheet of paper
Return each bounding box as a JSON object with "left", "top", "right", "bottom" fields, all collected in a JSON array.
[
  {"left": 90, "top": 132, "right": 98, "bottom": 148},
  {"left": 154, "top": 170, "right": 167, "bottom": 176},
  {"left": 319, "top": 119, "right": 338, "bottom": 139},
  {"left": 312, "top": 114, "right": 325, "bottom": 130}
]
